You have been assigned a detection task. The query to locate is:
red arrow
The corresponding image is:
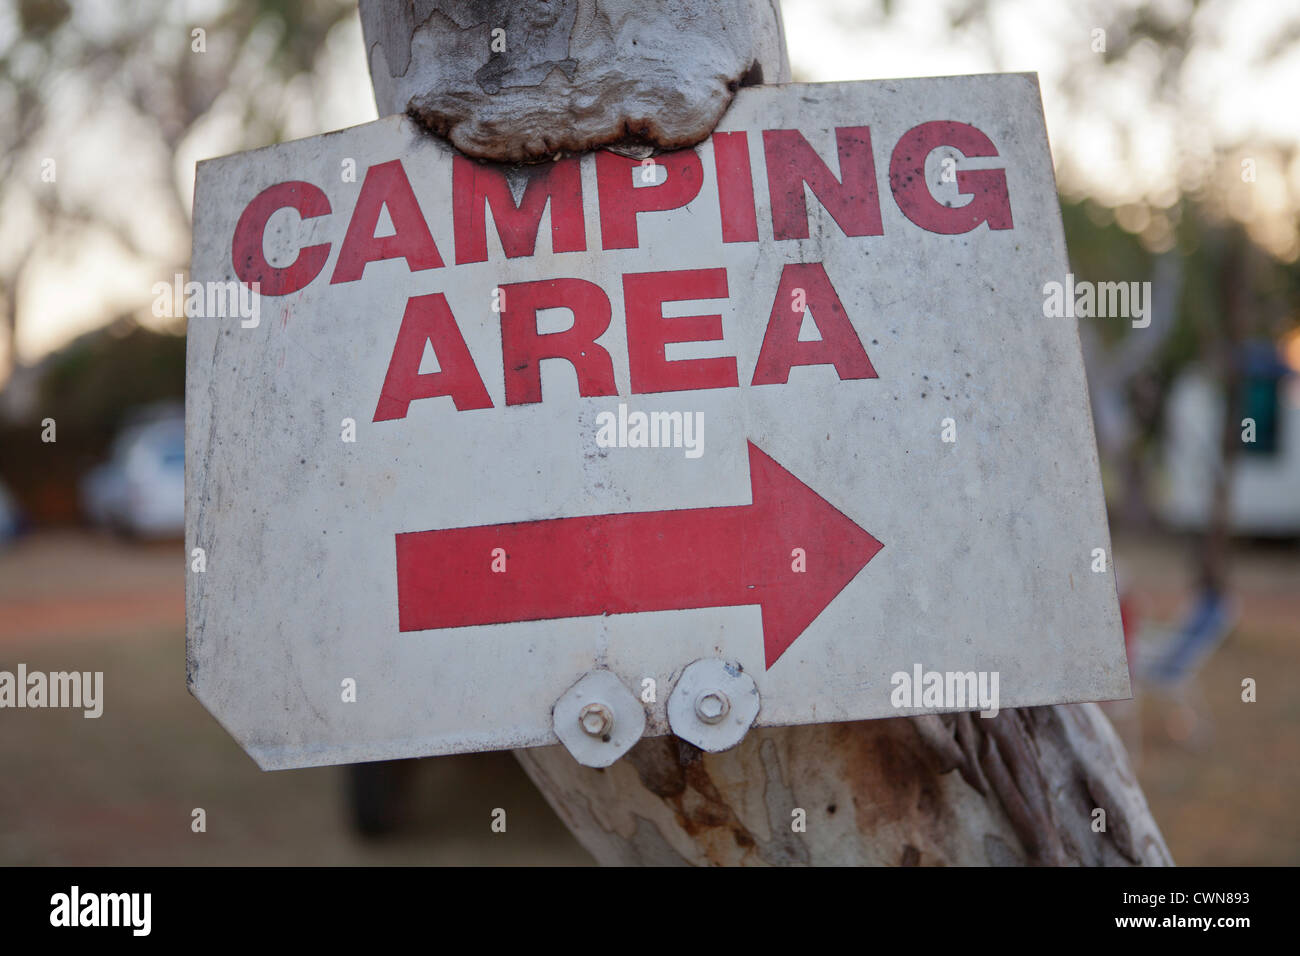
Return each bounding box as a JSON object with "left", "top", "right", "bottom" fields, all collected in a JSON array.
[{"left": 395, "top": 441, "right": 883, "bottom": 668}]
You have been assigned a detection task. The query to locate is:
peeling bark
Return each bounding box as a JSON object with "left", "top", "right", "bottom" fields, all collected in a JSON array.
[
  {"left": 515, "top": 706, "right": 1172, "bottom": 866},
  {"left": 359, "top": 0, "right": 790, "bottom": 162}
]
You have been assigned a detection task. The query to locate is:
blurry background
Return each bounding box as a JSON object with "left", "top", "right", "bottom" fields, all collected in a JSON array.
[{"left": 0, "top": 0, "right": 1296, "bottom": 864}]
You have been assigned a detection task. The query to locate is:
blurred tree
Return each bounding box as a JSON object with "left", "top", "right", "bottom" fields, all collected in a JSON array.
[
  {"left": 36, "top": 316, "right": 185, "bottom": 430},
  {"left": 0, "top": 0, "right": 357, "bottom": 381},
  {"left": 811, "top": 0, "right": 1300, "bottom": 584}
]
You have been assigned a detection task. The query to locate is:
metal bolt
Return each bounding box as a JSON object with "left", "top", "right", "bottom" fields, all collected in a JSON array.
[
  {"left": 579, "top": 702, "right": 614, "bottom": 738},
  {"left": 554, "top": 671, "right": 645, "bottom": 768},
  {"left": 695, "top": 690, "right": 730, "bottom": 724},
  {"left": 669, "top": 660, "right": 759, "bottom": 753}
]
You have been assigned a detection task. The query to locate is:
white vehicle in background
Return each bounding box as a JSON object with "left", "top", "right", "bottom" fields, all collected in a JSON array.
[
  {"left": 81, "top": 412, "right": 185, "bottom": 539},
  {"left": 1161, "top": 342, "right": 1300, "bottom": 536}
]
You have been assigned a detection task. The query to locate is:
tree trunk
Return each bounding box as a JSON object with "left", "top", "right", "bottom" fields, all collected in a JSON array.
[
  {"left": 358, "top": 0, "right": 1173, "bottom": 866},
  {"left": 517, "top": 706, "right": 1171, "bottom": 865}
]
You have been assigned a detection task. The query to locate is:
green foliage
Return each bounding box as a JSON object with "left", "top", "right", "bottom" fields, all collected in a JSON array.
[{"left": 36, "top": 319, "right": 185, "bottom": 430}]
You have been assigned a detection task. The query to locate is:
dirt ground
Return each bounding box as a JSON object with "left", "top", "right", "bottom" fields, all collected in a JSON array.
[
  {"left": 0, "top": 531, "right": 591, "bottom": 865},
  {"left": 0, "top": 528, "right": 1296, "bottom": 865}
]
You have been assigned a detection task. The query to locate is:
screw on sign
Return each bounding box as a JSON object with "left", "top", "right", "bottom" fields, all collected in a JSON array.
[
  {"left": 578, "top": 702, "right": 613, "bottom": 739},
  {"left": 667, "top": 659, "right": 761, "bottom": 752},
  {"left": 552, "top": 671, "right": 645, "bottom": 767},
  {"left": 187, "top": 75, "right": 1130, "bottom": 778},
  {"left": 696, "top": 691, "right": 729, "bottom": 724}
]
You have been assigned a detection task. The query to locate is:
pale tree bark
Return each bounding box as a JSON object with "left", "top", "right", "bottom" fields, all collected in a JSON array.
[
  {"left": 518, "top": 707, "right": 1171, "bottom": 866},
  {"left": 357, "top": 0, "right": 1173, "bottom": 866},
  {"left": 359, "top": 0, "right": 789, "bottom": 162}
]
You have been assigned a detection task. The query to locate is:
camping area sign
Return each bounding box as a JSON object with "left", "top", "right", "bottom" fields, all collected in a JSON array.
[{"left": 186, "top": 74, "right": 1130, "bottom": 770}]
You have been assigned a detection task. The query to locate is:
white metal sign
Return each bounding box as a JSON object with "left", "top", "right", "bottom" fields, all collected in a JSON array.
[{"left": 187, "top": 74, "right": 1129, "bottom": 770}]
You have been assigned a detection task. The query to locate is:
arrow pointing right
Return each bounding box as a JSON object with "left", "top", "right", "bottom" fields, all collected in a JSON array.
[{"left": 396, "top": 441, "right": 883, "bottom": 668}]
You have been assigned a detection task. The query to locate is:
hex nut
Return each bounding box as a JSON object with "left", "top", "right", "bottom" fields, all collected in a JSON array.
[
  {"left": 579, "top": 702, "right": 614, "bottom": 738},
  {"left": 668, "top": 659, "right": 760, "bottom": 752},
  {"left": 552, "top": 671, "right": 646, "bottom": 768},
  {"left": 695, "top": 690, "right": 730, "bottom": 724}
]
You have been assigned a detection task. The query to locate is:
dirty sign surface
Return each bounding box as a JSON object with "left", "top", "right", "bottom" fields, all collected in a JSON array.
[{"left": 187, "top": 75, "right": 1129, "bottom": 770}]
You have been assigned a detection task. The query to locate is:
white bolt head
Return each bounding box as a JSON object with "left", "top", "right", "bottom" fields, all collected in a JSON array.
[
  {"left": 579, "top": 702, "right": 614, "bottom": 737},
  {"left": 668, "top": 659, "right": 760, "bottom": 752},
  {"left": 695, "top": 690, "right": 730, "bottom": 724},
  {"left": 552, "top": 671, "right": 646, "bottom": 768}
]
